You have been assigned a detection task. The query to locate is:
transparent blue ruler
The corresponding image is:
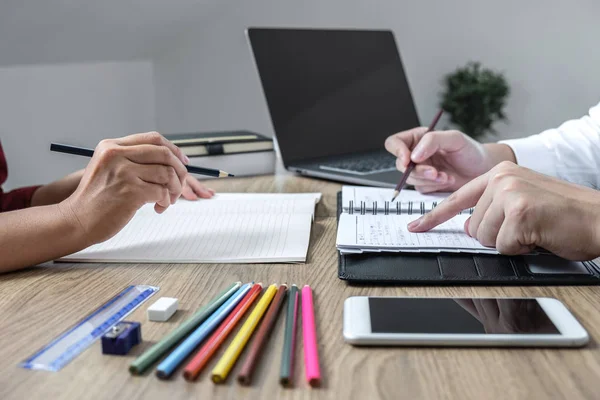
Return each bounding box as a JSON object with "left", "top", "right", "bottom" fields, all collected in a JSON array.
[{"left": 20, "top": 285, "right": 159, "bottom": 371}]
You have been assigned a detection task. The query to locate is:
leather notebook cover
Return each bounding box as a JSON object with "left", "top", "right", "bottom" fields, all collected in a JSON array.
[{"left": 336, "top": 192, "right": 600, "bottom": 285}]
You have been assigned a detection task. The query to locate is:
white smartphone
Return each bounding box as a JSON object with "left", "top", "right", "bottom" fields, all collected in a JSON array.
[{"left": 343, "top": 297, "right": 589, "bottom": 347}]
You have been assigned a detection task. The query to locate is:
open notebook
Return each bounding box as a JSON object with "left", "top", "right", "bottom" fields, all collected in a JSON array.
[
  {"left": 59, "top": 193, "right": 321, "bottom": 263},
  {"left": 336, "top": 186, "right": 500, "bottom": 255}
]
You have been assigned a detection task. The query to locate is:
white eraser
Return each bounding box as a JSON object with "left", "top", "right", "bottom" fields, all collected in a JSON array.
[{"left": 147, "top": 297, "right": 178, "bottom": 322}]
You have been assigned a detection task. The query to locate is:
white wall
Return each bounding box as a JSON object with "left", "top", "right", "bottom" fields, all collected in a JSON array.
[
  {"left": 153, "top": 0, "right": 600, "bottom": 141},
  {"left": 0, "top": 61, "right": 155, "bottom": 188}
]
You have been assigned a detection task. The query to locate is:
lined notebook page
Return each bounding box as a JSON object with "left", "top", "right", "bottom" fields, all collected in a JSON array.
[
  {"left": 336, "top": 213, "right": 498, "bottom": 254},
  {"left": 60, "top": 193, "right": 321, "bottom": 264}
]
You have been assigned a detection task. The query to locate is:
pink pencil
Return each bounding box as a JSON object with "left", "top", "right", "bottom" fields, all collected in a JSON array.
[{"left": 301, "top": 285, "right": 321, "bottom": 387}]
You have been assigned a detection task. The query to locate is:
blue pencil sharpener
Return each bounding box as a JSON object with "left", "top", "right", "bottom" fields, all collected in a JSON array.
[{"left": 101, "top": 321, "right": 142, "bottom": 355}]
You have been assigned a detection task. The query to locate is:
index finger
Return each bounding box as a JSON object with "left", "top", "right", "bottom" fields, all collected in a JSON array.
[
  {"left": 385, "top": 127, "right": 428, "bottom": 157},
  {"left": 115, "top": 132, "right": 189, "bottom": 165},
  {"left": 408, "top": 172, "right": 489, "bottom": 232}
]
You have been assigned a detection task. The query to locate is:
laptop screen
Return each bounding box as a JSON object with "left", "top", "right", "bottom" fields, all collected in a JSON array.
[{"left": 248, "top": 28, "right": 420, "bottom": 165}]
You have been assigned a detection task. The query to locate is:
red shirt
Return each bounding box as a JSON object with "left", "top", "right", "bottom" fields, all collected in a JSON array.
[{"left": 0, "top": 142, "right": 41, "bottom": 211}]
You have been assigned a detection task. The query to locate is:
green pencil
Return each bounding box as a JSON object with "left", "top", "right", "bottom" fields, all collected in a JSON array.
[
  {"left": 129, "top": 281, "right": 242, "bottom": 375},
  {"left": 279, "top": 284, "right": 299, "bottom": 387}
]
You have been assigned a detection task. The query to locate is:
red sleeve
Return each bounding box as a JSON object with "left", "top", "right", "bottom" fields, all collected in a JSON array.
[
  {"left": 0, "top": 141, "right": 42, "bottom": 212},
  {"left": 0, "top": 186, "right": 41, "bottom": 212}
]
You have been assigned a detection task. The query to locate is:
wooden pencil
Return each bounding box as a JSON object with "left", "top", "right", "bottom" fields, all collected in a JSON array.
[
  {"left": 129, "top": 281, "right": 241, "bottom": 375},
  {"left": 51, "top": 143, "right": 234, "bottom": 178},
  {"left": 237, "top": 284, "right": 288, "bottom": 385},
  {"left": 279, "top": 284, "right": 300, "bottom": 387},
  {"left": 211, "top": 284, "right": 278, "bottom": 383},
  {"left": 390, "top": 109, "right": 443, "bottom": 201},
  {"left": 182, "top": 283, "right": 263, "bottom": 381}
]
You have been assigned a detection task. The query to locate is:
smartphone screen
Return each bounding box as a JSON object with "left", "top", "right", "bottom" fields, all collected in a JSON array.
[{"left": 369, "top": 298, "right": 559, "bottom": 335}]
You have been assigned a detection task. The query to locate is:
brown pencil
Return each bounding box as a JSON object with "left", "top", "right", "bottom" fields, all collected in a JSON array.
[
  {"left": 237, "top": 284, "right": 288, "bottom": 385},
  {"left": 390, "top": 109, "right": 444, "bottom": 202}
]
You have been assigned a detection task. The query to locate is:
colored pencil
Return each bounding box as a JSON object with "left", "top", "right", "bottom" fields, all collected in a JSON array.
[
  {"left": 390, "top": 109, "right": 444, "bottom": 201},
  {"left": 237, "top": 284, "right": 288, "bottom": 385},
  {"left": 211, "top": 284, "right": 278, "bottom": 383},
  {"left": 50, "top": 143, "right": 234, "bottom": 178},
  {"left": 155, "top": 283, "right": 252, "bottom": 379},
  {"left": 279, "top": 284, "right": 299, "bottom": 387},
  {"left": 129, "top": 281, "right": 241, "bottom": 375},
  {"left": 182, "top": 283, "right": 263, "bottom": 381},
  {"left": 301, "top": 285, "right": 321, "bottom": 387}
]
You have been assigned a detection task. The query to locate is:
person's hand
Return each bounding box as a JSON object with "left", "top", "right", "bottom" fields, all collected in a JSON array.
[
  {"left": 181, "top": 174, "right": 215, "bottom": 200},
  {"left": 60, "top": 132, "right": 190, "bottom": 245},
  {"left": 407, "top": 161, "right": 600, "bottom": 260},
  {"left": 385, "top": 128, "right": 516, "bottom": 193}
]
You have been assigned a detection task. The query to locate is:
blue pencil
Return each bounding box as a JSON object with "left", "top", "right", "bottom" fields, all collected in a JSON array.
[{"left": 155, "top": 283, "right": 252, "bottom": 379}]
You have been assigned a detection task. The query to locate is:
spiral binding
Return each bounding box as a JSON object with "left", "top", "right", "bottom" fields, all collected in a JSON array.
[{"left": 347, "top": 201, "right": 474, "bottom": 216}]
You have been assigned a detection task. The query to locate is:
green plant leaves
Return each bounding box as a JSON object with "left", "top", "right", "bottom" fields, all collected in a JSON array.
[{"left": 440, "top": 62, "right": 509, "bottom": 139}]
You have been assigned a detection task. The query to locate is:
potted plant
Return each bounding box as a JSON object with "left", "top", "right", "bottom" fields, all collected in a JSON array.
[{"left": 440, "top": 62, "right": 510, "bottom": 139}]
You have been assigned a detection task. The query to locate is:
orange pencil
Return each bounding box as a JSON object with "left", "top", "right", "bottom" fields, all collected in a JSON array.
[{"left": 183, "top": 283, "right": 263, "bottom": 381}]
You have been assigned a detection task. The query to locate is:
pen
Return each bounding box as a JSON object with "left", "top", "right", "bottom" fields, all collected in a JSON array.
[
  {"left": 50, "top": 143, "right": 234, "bottom": 178},
  {"left": 390, "top": 109, "right": 443, "bottom": 202}
]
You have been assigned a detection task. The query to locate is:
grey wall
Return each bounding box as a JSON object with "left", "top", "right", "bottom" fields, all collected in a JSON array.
[
  {"left": 154, "top": 0, "right": 600, "bottom": 141},
  {"left": 3, "top": 0, "right": 600, "bottom": 188},
  {"left": 0, "top": 61, "right": 155, "bottom": 188}
]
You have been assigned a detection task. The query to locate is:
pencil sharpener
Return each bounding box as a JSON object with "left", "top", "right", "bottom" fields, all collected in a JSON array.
[{"left": 101, "top": 321, "right": 142, "bottom": 355}]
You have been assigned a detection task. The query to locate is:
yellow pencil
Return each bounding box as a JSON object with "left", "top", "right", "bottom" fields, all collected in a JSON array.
[{"left": 211, "top": 284, "right": 278, "bottom": 383}]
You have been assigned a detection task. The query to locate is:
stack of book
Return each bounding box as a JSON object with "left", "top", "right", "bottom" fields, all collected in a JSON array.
[{"left": 165, "top": 130, "right": 275, "bottom": 178}]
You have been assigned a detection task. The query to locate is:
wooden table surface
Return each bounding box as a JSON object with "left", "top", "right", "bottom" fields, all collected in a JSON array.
[{"left": 2, "top": 174, "right": 600, "bottom": 400}]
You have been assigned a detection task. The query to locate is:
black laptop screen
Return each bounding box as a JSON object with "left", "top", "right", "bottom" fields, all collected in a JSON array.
[{"left": 248, "top": 28, "right": 420, "bottom": 165}]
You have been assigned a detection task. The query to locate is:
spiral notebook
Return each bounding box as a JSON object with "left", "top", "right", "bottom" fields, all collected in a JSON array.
[
  {"left": 336, "top": 186, "right": 497, "bottom": 255},
  {"left": 59, "top": 193, "right": 321, "bottom": 264},
  {"left": 336, "top": 190, "right": 600, "bottom": 285}
]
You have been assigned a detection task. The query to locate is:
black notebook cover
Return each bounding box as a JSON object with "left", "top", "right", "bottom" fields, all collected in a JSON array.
[{"left": 336, "top": 192, "right": 600, "bottom": 285}]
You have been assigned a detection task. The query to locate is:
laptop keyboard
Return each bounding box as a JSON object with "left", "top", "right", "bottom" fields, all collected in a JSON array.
[{"left": 319, "top": 152, "right": 397, "bottom": 175}]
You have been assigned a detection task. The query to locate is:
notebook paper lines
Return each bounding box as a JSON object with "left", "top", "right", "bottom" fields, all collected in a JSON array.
[
  {"left": 337, "top": 214, "right": 497, "bottom": 254},
  {"left": 64, "top": 213, "right": 311, "bottom": 263},
  {"left": 60, "top": 193, "right": 321, "bottom": 264}
]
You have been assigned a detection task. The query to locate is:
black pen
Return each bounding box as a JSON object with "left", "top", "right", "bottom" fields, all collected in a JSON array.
[{"left": 50, "top": 143, "right": 234, "bottom": 178}]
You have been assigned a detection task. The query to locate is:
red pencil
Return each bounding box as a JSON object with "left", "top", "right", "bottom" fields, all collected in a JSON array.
[{"left": 183, "top": 283, "right": 263, "bottom": 381}]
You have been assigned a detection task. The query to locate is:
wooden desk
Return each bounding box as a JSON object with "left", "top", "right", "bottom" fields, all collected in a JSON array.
[{"left": 1, "top": 175, "right": 600, "bottom": 400}]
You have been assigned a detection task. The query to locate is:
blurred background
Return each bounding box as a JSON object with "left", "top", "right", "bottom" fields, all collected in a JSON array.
[{"left": 1, "top": 0, "right": 598, "bottom": 187}]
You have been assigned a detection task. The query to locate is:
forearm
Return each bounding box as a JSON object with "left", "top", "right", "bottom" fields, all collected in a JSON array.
[
  {"left": 31, "top": 169, "right": 84, "bottom": 207},
  {"left": 483, "top": 143, "right": 517, "bottom": 166},
  {"left": 0, "top": 202, "right": 87, "bottom": 273},
  {"left": 497, "top": 103, "right": 600, "bottom": 187}
]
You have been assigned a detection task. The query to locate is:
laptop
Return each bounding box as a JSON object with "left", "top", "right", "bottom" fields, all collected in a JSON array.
[{"left": 246, "top": 28, "right": 420, "bottom": 187}]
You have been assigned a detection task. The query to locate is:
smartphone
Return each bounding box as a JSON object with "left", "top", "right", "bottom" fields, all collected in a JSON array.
[{"left": 343, "top": 297, "right": 589, "bottom": 347}]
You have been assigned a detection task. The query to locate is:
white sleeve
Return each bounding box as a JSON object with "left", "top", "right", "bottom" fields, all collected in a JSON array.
[{"left": 499, "top": 102, "right": 600, "bottom": 189}]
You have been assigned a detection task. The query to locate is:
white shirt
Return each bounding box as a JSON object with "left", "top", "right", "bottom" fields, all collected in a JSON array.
[{"left": 500, "top": 102, "right": 600, "bottom": 189}]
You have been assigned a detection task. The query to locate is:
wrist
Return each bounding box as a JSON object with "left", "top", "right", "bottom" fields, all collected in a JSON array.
[
  {"left": 483, "top": 143, "right": 517, "bottom": 167},
  {"left": 56, "top": 199, "right": 92, "bottom": 249},
  {"left": 30, "top": 169, "right": 85, "bottom": 207}
]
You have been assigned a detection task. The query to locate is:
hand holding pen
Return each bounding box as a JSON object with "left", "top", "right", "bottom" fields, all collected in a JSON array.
[
  {"left": 385, "top": 109, "right": 516, "bottom": 196},
  {"left": 389, "top": 109, "right": 444, "bottom": 201},
  {"left": 53, "top": 132, "right": 229, "bottom": 246}
]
